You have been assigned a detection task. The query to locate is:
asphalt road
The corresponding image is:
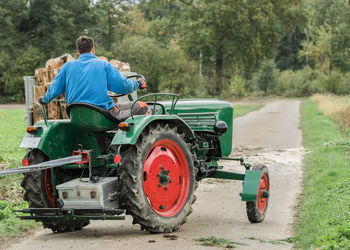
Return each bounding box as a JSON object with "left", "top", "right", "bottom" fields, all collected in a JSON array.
[{"left": 7, "top": 100, "right": 303, "bottom": 250}]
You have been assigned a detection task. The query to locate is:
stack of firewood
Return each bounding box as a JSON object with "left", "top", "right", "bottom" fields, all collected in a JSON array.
[{"left": 32, "top": 54, "right": 131, "bottom": 124}]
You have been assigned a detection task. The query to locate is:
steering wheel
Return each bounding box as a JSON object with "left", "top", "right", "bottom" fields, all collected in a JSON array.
[{"left": 108, "top": 74, "right": 146, "bottom": 98}]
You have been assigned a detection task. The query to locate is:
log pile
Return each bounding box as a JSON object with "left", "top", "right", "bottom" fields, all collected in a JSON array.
[{"left": 32, "top": 54, "right": 131, "bottom": 124}]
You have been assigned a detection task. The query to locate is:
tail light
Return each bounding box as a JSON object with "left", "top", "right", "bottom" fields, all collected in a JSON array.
[
  {"left": 118, "top": 122, "right": 129, "bottom": 131},
  {"left": 114, "top": 155, "right": 121, "bottom": 164},
  {"left": 26, "top": 126, "right": 38, "bottom": 134},
  {"left": 22, "top": 158, "right": 29, "bottom": 166}
]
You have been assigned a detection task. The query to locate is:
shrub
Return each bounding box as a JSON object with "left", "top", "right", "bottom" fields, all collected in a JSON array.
[{"left": 276, "top": 68, "right": 317, "bottom": 96}]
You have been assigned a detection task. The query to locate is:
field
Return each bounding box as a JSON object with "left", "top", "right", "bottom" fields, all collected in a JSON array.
[
  {"left": 295, "top": 98, "right": 350, "bottom": 248},
  {"left": 0, "top": 109, "right": 39, "bottom": 243},
  {"left": 312, "top": 93, "right": 350, "bottom": 129}
]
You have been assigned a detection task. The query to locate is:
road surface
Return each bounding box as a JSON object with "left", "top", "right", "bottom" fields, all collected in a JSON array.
[{"left": 7, "top": 100, "right": 303, "bottom": 250}]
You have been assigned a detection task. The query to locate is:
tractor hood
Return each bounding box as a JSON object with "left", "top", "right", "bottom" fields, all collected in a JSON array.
[{"left": 161, "top": 98, "right": 233, "bottom": 157}]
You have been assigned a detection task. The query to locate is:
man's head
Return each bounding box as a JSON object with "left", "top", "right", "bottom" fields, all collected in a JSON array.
[{"left": 76, "top": 36, "right": 95, "bottom": 55}]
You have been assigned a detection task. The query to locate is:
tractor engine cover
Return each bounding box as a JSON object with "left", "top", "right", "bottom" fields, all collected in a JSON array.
[{"left": 56, "top": 177, "right": 119, "bottom": 209}]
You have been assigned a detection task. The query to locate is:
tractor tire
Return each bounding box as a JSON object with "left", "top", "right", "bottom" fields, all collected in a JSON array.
[
  {"left": 21, "top": 149, "right": 90, "bottom": 233},
  {"left": 246, "top": 164, "right": 270, "bottom": 223},
  {"left": 118, "top": 123, "right": 196, "bottom": 233}
]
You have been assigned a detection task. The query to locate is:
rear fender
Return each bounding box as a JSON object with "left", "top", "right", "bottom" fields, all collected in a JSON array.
[
  {"left": 20, "top": 120, "right": 101, "bottom": 160},
  {"left": 240, "top": 170, "right": 262, "bottom": 202},
  {"left": 111, "top": 115, "right": 195, "bottom": 146}
]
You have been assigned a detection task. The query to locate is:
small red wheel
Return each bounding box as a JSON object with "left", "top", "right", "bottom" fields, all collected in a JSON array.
[
  {"left": 246, "top": 164, "right": 270, "bottom": 223},
  {"left": 143, "top": 139, "right": 190, "bottom": 217}
]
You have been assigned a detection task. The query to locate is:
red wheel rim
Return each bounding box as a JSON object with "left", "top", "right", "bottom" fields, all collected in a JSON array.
[
  {"left": 44, "top": 169, "right": 56, "bottom": 207},
  {"left": 142, "top": 139, "right": 190, "bottom": 217},
  {"left": 257, "top": 173, "right": 268, "bottom": 214}
]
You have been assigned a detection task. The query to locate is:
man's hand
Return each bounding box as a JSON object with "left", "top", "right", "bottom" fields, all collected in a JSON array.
[
  {"left": 38, "top": 96, "right": 45, "bottom": 105},
  {"left": 138, "top": 79, "right": 147, "bottom": 90}
]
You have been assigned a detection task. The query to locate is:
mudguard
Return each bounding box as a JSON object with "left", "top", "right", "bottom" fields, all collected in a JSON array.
[
  {"left": 111, "top": 115, "right": 195, "bottom": 146},
  {"left": 20, "top": 120, "right": 101, "bottom": 160},
  {"left": 240, "top": 170, "right": 263, "bottom": 201}
]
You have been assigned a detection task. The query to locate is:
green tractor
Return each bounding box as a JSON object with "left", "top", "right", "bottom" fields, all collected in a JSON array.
[{"left": 15, "top": 75, "right": 270, "bottom": 233}]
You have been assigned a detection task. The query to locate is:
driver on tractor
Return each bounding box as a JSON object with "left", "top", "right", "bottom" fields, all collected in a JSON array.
[{"left": 39, "top": 36, "right": 149, "bottom": 120}]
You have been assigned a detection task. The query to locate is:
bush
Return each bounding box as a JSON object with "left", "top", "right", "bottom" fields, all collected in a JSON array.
[
  {"left": 316, "top": 71, "right": 350, "bottom": 95},
  {"left": 220, "top": 75, "right": 246, "bottom": 99},
  {"left": 115, "top": 36, "right": 200, "bottom": 96},
  {"left": 251, "top": 60, "right": 279, "bottom": 95},
  {"left": 276, "top": 67, "right": 317, "bottom": 96}
]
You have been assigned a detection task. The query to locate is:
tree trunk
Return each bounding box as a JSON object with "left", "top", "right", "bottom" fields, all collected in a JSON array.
[{"left": 215, "top": 38, "right": 223, "bottom": 95}]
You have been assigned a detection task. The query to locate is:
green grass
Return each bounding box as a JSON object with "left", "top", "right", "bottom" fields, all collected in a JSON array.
[
  {"left": 295, "top": 99, "right": 350, "bottom": 249},
  {"left": 234, "top": 103, "right": 264, "bottom": 118},
  {"left": 0, "top": 109, "right": 39, "bottom": 243},
  {"left": 194, "top": 236, "right": 246, "bottom": 248}
]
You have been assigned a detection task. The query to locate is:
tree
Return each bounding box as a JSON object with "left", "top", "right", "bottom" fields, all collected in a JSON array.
[
  {"left": 115, "top": 36, "right": 198, "bottom": 95},
  {"left": 301, "top": 0, "right": 350, "bottom": 74},
  {"left": 144, "top": 0, "right": 305, "bottom": 95},
  {"left": 275, "top": 28, "right": 305, "bottom": 71},
  {"left": 22, "top": 0, "right": 93, "bottom": 57}
]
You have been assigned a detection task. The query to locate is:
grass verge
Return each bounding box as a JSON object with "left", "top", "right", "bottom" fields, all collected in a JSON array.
[
  {"left": 194, "top": 236, "right": 246, "bottom": 248},
  {"left": 234, "top": 103, "right": 264, "bottom": 118},
  {"left": 295, "top": 98, "right": 350, "bottom": 248},
  {"left": 0, "top": 109, "right": 40, "bottom": 244}
]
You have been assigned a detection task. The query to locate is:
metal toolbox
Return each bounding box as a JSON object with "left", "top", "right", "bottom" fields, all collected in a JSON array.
[{"left": 56, "top": 177, "right": 119, "bottom": 209}]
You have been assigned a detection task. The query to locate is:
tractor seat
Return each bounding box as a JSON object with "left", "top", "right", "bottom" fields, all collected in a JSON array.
[{"left": 66, "top": 103, "right": 121, "bottom": 132}]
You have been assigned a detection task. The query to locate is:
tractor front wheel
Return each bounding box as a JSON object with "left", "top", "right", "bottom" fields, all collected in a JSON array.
[
  {"left": 21, "top": 149, "right": 90, "bottom": 233},
  {"left": 119, "top": 123, "right": 196, "bottom": 233},
  {"left": 246, "top": 164, "right": 269, "bottom": 223}
]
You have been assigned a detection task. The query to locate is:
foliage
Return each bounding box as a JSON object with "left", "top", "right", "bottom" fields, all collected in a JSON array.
[
  {"left": 275, "top": 28, "right": 306, "bottom": 71},
  {"left": 115, "top": 36, "right": 200, "bottom": 96},
  {"left": 250, "top": 60, "right": 279, "bottom": 95},
  {"left": 2, "top": 46, "right": 45, "bottom": 102},
  {"left": 144, "top": 0, "right": 306, "bottom": 95},
  {"left": 276, "top": 67, "right": 316, "bottom": 96},
  {"left": 295, "top": 99, "right": 350, "bottom": 248},
  {"left": 1, "top": 0, "right": 350, "bottom": 102},
  {"left": 300, "top": 0, "right": 350, "bottom": 74}
]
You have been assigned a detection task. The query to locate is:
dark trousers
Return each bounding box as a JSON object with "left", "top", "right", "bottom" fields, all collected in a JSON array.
[{"left": 108, "top": 101, "right": 149, "bottom": 121}]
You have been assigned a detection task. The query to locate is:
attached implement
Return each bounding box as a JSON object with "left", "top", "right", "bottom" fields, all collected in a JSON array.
[{"left": 3, "top": 75, "right": 270, "bottom": 233}]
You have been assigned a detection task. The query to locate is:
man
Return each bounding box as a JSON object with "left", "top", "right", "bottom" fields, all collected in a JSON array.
[{"left": 40, "top": 36, "right": 149, "bottom": 121}]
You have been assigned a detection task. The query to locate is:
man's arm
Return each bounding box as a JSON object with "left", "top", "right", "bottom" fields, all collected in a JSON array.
[
  {"left": 106, "top": 63, "right": 139, "bottom": 94},
  {"left": 42, "top": 65, "right": 66, "bottom": 103}
]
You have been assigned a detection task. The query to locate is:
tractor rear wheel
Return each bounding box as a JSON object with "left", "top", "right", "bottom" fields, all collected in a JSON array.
[
  {"left": 119, "top": 124, "right": 196, "bottom": 233},
  {"left": 246, "top": 164, "right": 269, "bottom": 223},
  {"left": 21, "top": 149, "right": 90, "bottom": 233}
]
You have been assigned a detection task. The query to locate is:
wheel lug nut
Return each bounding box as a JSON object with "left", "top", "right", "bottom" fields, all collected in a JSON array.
[
  {"left": 167, "top": 170, "right": 170, "bottom": 173},
  {"left": 169, "top": 180, "right": 172, "bottom": 183},
  {"left": 156, "top": 174, "right": 160, "bottom": 177},
  {"left": 158, "top": 184, "right": 161, "bottom": 187},
  {"left": 164, "top": 187, "right": 168, "bottom": 190}
]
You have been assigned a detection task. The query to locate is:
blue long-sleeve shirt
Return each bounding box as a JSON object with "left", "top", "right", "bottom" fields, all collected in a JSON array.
[{"left": 42, "top": 53, "right": 139, "bottom": 110}]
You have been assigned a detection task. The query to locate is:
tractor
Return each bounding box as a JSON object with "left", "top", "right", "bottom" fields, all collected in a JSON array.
[{"left": 8, "top": 74, "right": 270, "bottom": 233}]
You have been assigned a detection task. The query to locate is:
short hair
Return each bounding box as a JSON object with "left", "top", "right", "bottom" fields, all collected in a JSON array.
[{"left": 76, "top": 36, "right": 94, "bottom": 53}]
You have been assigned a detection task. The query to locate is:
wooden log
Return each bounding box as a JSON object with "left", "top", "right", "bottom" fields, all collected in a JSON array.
[
  {"left": 32, "top": 102, "right": 44, "bottom": 124},
  {"left": 34, "top": 68, "right": 50, "bottom": 86},
  {"left": 110, "top": 60, "right": 130, "bottom": 72},
  {"left": 97, "top": 56, "right": 108, "bottom": 61},
  {"left": 47, "top": 102, "right": 60, "bottom": 120},
  {"left": 33, "top": 86, "right": 46, "bottom": 101},
  {"left": 46, "top": 54, "right": 73, "bottom": 71}
]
